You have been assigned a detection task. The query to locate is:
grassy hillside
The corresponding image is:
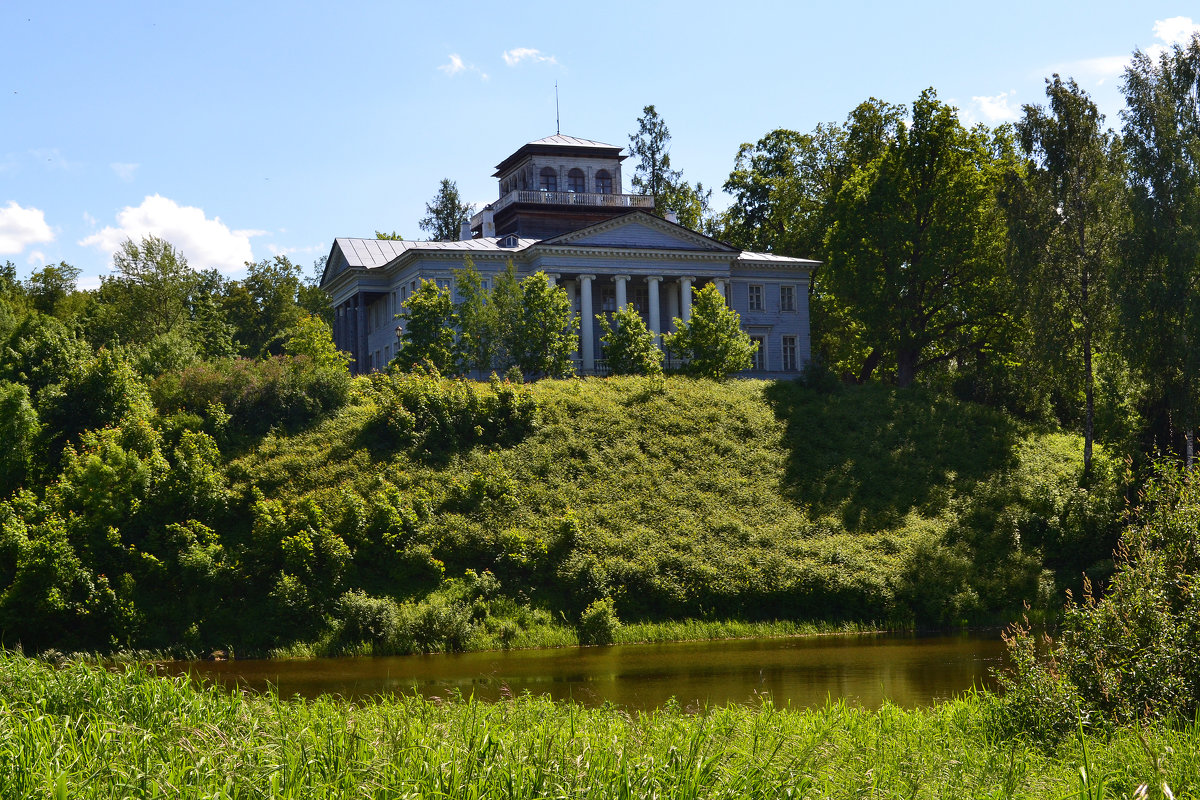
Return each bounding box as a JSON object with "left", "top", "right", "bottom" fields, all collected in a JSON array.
[
  {"left": 220, "top": 374, "right": 1119, "bottom": 653},
  {"left": 0, "top": 369, "right": 1123, "bottom": 655}
]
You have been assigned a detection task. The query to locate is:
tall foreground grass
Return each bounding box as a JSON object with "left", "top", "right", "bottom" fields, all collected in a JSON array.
[{"left": 2, "top": 653, "right": 1197, "bottom": 798}]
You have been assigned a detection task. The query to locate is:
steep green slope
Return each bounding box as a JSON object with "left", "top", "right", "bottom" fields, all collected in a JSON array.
[
  {"left": 0, "top": 371, "right": 1122, "bottom": 655},
  {"left": 227, "top": 375, "right": 1120, "bottom": 645}
]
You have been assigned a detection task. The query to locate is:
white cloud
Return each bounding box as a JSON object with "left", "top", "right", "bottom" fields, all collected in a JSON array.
[
  {"left": 79, "top": 194, "right": 261, "bottom": 274},
  {"left": 111, "top": 162, "right": 139, "bottom": 182},
  {"left": 970, "top": 90, "right": 1020, "bottom": 124},
  {"left": 502, "top": 47, "right": 558, "bottom": 67},
  {"left": 0, "top": 201, "right": 54, "bottom": 254},
  {"left": 27, "top": 250, "right": 46, "bottom": 266},
  {"left": 82, "top": 211, "right": 97, "bottom": 227},
  {"left": 438, "top": 53, "right": 488, "bottom": 80},
  {"left": 1153, "top": 16, "right": 1200, "bottom": 45},
  {"left": 1049, "top": 17, "right": 1200, "bottom": 87}
]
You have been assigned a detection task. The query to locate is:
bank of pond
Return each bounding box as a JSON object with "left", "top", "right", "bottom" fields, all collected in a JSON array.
[{"left": 2, "top": 648, "right": 1196, "bottom": 799}]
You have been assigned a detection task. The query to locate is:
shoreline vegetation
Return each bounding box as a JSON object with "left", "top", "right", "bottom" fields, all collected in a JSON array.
[{"left": 2, "top": 651, "right": 1193, "bottom": 799}]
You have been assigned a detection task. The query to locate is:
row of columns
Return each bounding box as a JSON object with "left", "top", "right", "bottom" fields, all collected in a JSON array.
[{"left": 546, "top": 274, "right": 725, "bottom": 373}]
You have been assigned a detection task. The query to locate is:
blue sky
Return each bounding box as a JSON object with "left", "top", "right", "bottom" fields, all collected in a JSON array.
[{"left": 2, "top": 1, "right": 1197, "bottom": 288}]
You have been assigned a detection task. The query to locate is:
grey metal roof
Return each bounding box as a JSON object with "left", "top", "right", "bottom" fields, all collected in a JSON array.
[
  {"left": 334, "top": 237, "right": 539, "bottom": 269},
  {"left": 527, "top": 134, "right": 619, "bottom": 149}
]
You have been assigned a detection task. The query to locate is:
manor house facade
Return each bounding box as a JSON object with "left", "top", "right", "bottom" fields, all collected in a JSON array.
[{"left": 320, "top": 135, "right": 817, "bottom": 375}]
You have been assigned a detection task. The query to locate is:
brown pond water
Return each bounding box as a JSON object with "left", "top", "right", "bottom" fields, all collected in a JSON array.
[{"left": 163, "top": 633, "right": 1006, "bottom": 711}]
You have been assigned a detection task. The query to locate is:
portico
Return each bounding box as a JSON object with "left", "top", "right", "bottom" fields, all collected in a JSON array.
[{"left": 320, "top": 134, "right": 818, "bottom": 376}]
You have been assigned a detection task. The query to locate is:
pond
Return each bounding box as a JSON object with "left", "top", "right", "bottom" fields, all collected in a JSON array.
[{"left": 163, "top": 633, "right": 1006, "bottom": 711}]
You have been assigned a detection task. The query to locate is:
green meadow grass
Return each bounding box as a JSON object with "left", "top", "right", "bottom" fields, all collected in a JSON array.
[{"left": 2, "top": 652, "right": 1195, "bottom": 799}]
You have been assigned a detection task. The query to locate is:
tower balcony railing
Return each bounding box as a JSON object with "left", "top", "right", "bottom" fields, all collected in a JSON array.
[{"left": 472, "top": 190, "right": 655, "bottom": 228}]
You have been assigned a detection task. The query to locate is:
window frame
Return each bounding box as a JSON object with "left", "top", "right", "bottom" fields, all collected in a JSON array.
[
  {"left": 780, "top": 284, "right": 796, "bottom": 312},
  {"left": 567, "top": 168, "right": 586, "bottom": 193},
  {"left": 747, "top": 284, "right": 763, "bottom": 312},
  {"left": 539, "top": 167, "right": 558, "bottom": 192},
  {"left": 781, "top": 335, "right": 797, "bottom": 371},
  {"left": 594, "top": 169, "right": 612, "bottom": 194}
]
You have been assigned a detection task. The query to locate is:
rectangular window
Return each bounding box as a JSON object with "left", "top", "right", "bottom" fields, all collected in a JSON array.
[
  {"left": 750, "top": 336, "right": 765, "bottom": 370},
  {"left": 782, "top": 336, "right": 797, "bottom": 371},
  {"left": 375, "top": 350, "right": 382, "bottom": 371},
  {"left": 780, "top": 285, "right": 795, "bottom": 312},
  {"left": 748, "top": 284, "right": 763, "bottom": 312}
]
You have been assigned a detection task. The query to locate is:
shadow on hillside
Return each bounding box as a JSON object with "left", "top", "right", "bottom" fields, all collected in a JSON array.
[{"left": 762, "top": 382, "right": 1021, "bottom": 531}]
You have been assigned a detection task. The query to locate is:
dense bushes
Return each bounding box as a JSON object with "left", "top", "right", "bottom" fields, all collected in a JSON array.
[
  {"left": 366, "top": 367, "right": 538, "bottom": 456},
  {"left": 0, "top": 371, "right": 1126, "bottom": 656},
  {"left": 151, "top": 354, "right": 351, "bottom": 437},
  {"left": 996, "top": 464, "right": 1200, "bottom": 737}
]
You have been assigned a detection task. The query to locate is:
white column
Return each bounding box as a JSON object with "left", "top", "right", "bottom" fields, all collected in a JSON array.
[
  {"left": 647, "top": 276, "right": 661, "bottom": 342},
  {"left": 546, "top": 272, "right": 560, "bottom": 287},
  {"left": 564, "top": 280, "right": 579, "bottom": 360},
  {"left": 579, "top": 274, "right": 596, "bottom": 372},
  {"left": 667, "top": 278, "right": 680, "bottom": 331},
  {"left": 713, "top": 278, "right": 726, "bottom": 299},
  {"left": 615, "top": 274, "right": 629, "bottom": 311},
  {"left": 680, "top": 276, "right": 694, "bottom": 322}
]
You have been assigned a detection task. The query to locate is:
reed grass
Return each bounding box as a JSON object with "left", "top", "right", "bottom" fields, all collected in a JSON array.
[{"left": 2, "top": 651, "right": 1196, "bottom": 799}]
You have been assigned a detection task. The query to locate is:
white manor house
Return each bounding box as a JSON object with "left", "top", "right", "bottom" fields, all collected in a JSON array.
[{"left": 320, "top": 135, "right": 817, "bottom": 376}]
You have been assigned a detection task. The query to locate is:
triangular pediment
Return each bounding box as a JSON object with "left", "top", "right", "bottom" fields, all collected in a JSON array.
[{"left": 541, "top": 212, "right": 738, "bottom": 253}]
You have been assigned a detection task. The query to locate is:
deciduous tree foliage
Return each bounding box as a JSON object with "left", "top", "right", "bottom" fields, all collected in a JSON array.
[
  {"left": 598, "top": 303, "right": 663, "bottom": 376},
  {"left": 395, "top": 280, "right": 457, "bottom": 373},
  {"left": 823, "top": 90, "right": 1016, "bottom": 387},
  {"left": 1119, "top": 34, "right": 1200, "bottom": 465},
  {"left": 663, "top": 284, "right": 756, "bottom": 380},
  {"left": 1003, "top": 76, "right": 1126, "bottom": 473}
]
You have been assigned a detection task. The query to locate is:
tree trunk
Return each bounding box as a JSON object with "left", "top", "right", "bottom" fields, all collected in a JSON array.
[
  {"left": 1188, "top": 428, "right": 1195, "bottom": 470},
  {"left": 1083, "top": 328, "right": 1094, "bottom": 476},
  {"left": 896, "top": 349, "right": 918, "bottom": 388}
]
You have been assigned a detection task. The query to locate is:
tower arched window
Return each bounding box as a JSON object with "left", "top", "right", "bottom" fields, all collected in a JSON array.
[
  {"left": 594, "top": 169, "right": 612, "bottom": 194},
  {"left": 568, "top": 168, "right": 586, "bottom": 193},
  {"left": 539, "top": 167, "right": 557, "bottom": 192}
]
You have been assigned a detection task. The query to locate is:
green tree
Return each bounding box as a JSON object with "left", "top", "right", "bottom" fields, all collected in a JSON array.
[
  {"left": 222, "top": 256, "right": 308, "bottom": 357},
  {"left": 419, "top": 179, "right": 474, "bottom": 242},
  {"left": 25, "top": 262, "right": 83, "bottom": 320},
  {"left": 0, "top": 381, "right": 39, "bottom": 494},
  {"left": 491, "top": 266, "right": 577, "bottom": 379},
  {"left": 1003, "top": 75, "right": 1126, "bottom": 473},
  {"left": 627, "top": 104, "right": 718, "bottom": 234},
  {"left": 375, "top": 231, "right": 404, "bottom": 240},
  {"left": 598, "top": 304, "right": 663, "bottom": 375},
  {"left": 1119, "top": 35, "right": 1200, "bottom": 465},
  {"left": 823, "top": 89, "right": 1016, "bottom": 388},
  {"left": 395, "top": 279, "right": 457, "bottom": 372},
  {"left": 452, "top": 258, "right": 497, "bottom": 376},
  {"left": 85, "top": 237, "right": 196, "bottom": 349},
  {"left": 629, "top": 105, "right": 682, "bottom": 200},
  {"left": 283, "top": 315, "right": 353, "bottom": 370},
  {"left": 509, "top": 272, "right": 578, "bottom": 379},
  {"left": 663, "top": 284, "right": 756, "bottom": 380}
]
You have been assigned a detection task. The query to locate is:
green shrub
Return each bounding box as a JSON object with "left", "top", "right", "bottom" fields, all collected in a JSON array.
[
  {"left": 578, "top": 597, "right": 620, "bottom": 646},
  {"left": 368, "top": 367, "right": 537, "bottom": 456},
  {"left": 997, "top": 463, "right": 1200, "bottom": 734},
  {"left": 151, "top": 355, "right": 350, "bottom": 437},
  {"left": 335, "top": 590, "right": 401, "bottom": 649}
]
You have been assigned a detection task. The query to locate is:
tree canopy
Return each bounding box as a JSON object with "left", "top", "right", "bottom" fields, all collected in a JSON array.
[{"left": 419, "top": 179, "right": 474, "bottom": 242}]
